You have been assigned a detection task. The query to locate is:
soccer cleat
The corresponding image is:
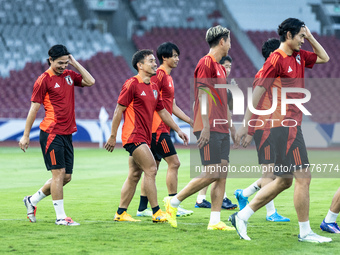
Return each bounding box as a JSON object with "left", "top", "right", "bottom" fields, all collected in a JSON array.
[
  {"left": 164, "top": 196, "right": 178, "bottom": 228},
  {"left": 55, "top": 217, "right": 80, "bottom": 226},
  {"left": 298, "top": 231, "right": 332, "bottom": 243},
  {"left": 195, "top": 199, "right": 211, "bottom": 208},
  {"left": 152, "top": 209, "right": 167, "bottom": 223},
  {"left": 228, "top": 212, "right": 251, "bottom": 240},
  {"left": 136, "top": 208, "right": 153, "bottom": 217},
  {"left": 221, "top": 197, "right": 238, "bottom": 210},
  {"left": 234, "top": 189, "right": 249, "bottom": 210},
  {"left": 114, "top": 211, "right": 141, "bottom": 222},
  {"left": 23, "top": 196, "right": 37, "bottom": 223},
  {"left": 320, "top": 219, "right": 340, "bottom": 233},
  {"left": 266, "top": 210, "right": 290, "bottom": 222},
  {"left": 207, "top": 221, "right": 235, "bottom": 231},
  {"left": 176, "top": 206, "right": 194, "bottom": 217}
]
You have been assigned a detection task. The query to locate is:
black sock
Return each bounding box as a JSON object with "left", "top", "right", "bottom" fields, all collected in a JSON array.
[
  {"left": 152, "top": 205, "right": 160, "bottom": 214},
  {"left": 169, "top": 193, "right": 177, "bottom": 197},
  {"left": 138, "top": 196, "right": 149, "bottom": 211},
  {"left": 117, "top": 208, "right": 127, "bottom": 215}
]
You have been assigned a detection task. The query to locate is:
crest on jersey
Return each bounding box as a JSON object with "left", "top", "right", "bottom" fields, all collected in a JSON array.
[
  {"left": 153, "top": 90, "right": 158, "bottom": 99},
  {"left": 296, "top": 54, "right": 301, "bottom": 65},
  {"left": 65, "top": 75, "right": 73, "bottom": 86}
]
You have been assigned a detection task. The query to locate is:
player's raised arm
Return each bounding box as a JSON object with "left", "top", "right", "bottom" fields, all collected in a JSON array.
[
  {"left": 68, "top": 54, "right": 95, "bottom": 87},
  {"left": 105, "top": 104, "right": 126, "bottom": 152},
  {"left": 304, "top": 26, "right": 329, "bottom": 64}
]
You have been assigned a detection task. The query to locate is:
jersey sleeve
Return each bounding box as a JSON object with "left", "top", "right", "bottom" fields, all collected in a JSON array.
[
  {"left": 300, "top": 50, "right": 317, "bottom": 69},
  {"left": 31, "top": 74, "right": 47, "bottom": 104},
  {"left": 117, "top": 78, "right": 136, "bottom": 107},
  {"left": 66, "top": 70, "right": 83, "bottom": 87},
  {"left": 257, "top": 56, "right": 279, "bottom": 91},
  {"left": 195, "top": 60, "right": 214, "bottom": 88},
  {"left": 155, "top": 86, "right": 164, "bottom": 112}
]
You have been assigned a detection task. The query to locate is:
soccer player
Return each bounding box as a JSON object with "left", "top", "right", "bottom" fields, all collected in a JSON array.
[
  {"left": 136, "top": 42, "right": 193, "bottom": 218},
  {"left": 105, "top": 49, "right": 188, "bottom": 223},
  {"left": 234, "top": 38, "right": 289, "bottom": 222},
  {"left": 195, "top": 55, "right": 237, "bottom": 210},
  {"left": 19, "top": 44, "right": 95, "bottom": 226},
  {"left": 230, "top": 18, "right": 332, "bottom": 243},
  {"left": 164, "top": 25, "right": 236, "bottom": 230},
  {"left": 320, "top": 187, "right": 340, "bottom": 233}
]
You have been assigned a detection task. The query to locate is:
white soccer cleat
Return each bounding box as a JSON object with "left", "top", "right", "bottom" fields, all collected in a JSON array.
[
  {"left": 55, "top": 217, "right": 80, "bottom": 226},
  {"left": 136, "top": 208, "right": 153, "bottom": 217},
  {"left": 176, "top": 206, "right": 193, "bottom": 217},
  {"left": 229, "top": 212, "right": 251, "bottom": 240},
  {"left": 23, "top": 196, "right": 37, "bottom": 223},
  {"left": 298, "top": 231, "right": 332, "bottom": 243}
]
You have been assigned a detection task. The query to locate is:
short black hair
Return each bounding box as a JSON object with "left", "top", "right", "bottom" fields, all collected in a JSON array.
[
  {"left": 47, "top": 44, "right": 70, "bottom": 66},
  {"left": 262, "top": 38, "right": 280, "bottom": 60},
  {"left": 131, "top": 49, "right": 154, "bottom": 71},
  {"left": 277, "top": 18, "right": 305, "bottom": 42},
  {"left": 206, "top": 25, "right": 230, "bottom": 48},
  {"left": 156, "top": 42, "right": 180, "bottom": 64},
  {"left": 220, "top": 55, "right": 232, "bottom": 65}
]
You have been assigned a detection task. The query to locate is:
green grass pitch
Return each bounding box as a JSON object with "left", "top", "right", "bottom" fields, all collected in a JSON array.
[{"left": 1, "top": 146, "right": 340, "bottom": 254}]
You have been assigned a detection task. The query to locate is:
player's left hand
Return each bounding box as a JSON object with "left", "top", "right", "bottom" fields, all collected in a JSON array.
[
  {"left": 230, "top": 126, "right": 237, "bottom": 149},
  {"left": 177, "top": 130, "right": 188, "bottom": 146},
  {"left": 235, "top": 126, "right": 247, "bottom": 148},
  {"left": 243, "top": 135, "right": 253, "bottom": 148}
]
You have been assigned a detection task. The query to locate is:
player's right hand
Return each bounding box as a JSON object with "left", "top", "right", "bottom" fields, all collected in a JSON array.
[
  {"left": 243, "top": 135, "right": 253, "bottom": 148},
  {"left": 105, "top": 136, "right": 116, "bottom": 152},
  {"left": 235, "top": 126, "right": 247, "bottom": 148},
  {"left": 19, "top": 136, "right": 29, "bottom": 152},
  {"left": 197, "top": 126, "right": 210, "bottom": 149}
]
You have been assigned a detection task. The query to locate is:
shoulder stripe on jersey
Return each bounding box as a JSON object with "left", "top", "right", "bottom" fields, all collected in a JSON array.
[
  {"left": 157, "top": 71, "right": 164, "bottom": 81},
  {"left": 205, "top": 57, "right": 211, "bottom": 68},
  {"left": 271, "top": 54, "right": 280, "bottom": 67},
  {"left": 125, "top": 78, "right": 134, "bottom": 90}
]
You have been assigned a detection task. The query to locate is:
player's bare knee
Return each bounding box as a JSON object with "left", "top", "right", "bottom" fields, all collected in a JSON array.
[
  {"left": 277, "top": 177, "right": 293, "bottom": 190},
  {"left": 63, "top": 174, "right": 72, "bottom": 185},
  {"left": 170, "top": 159, "right": 181, "bottom": 170}
]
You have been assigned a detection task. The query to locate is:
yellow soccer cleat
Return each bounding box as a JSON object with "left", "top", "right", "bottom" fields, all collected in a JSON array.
[
  {"left": 164, "top": 196, "right": 178, "bottom": 228},
  {"left": 207, "top": 221, "right": 235, "bottom": 231},
  {"left": 152, "top": 209, "right": 167, "bottom": 223},
  {"left": 114, "top": 211, "right": 141, "bottom": 222}
]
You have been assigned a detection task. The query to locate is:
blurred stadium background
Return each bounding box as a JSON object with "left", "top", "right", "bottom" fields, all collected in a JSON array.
[{"left": 0, "top": 0, "right": 339, "bottom": 148}]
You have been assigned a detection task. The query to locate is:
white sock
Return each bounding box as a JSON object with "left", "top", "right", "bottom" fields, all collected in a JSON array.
[
  {"left": 325, "top": 210, "right": 339, "bottom": 223},
  {"left": 242, "top": 181, "right": 260, "bottom": 198},
  {"left": 223, "top": 192, "right": 227, "bottom": 199},
  {"left": 30, "top": 189, "right": 47, "bottom": 206},
  {"left": 196, "top": 195, "right": 206, "bottom": 203},
  {"left": 53, "top": 200, "right": 67, "bottom": 220},
  {"left": 209, "top": 211, "right": 220, "bottom": 225},
  {"left": 170, "top": 196, "right": 181, "bottom": 208},
  {"left": 265, "top": 200, "right": 276, "bottom": 216},
  {"left": 299, "top": 220, "right": 312, "bottom": 237},
  {"left": 238, "top": 205, "right": 254, "bottom": 222}
]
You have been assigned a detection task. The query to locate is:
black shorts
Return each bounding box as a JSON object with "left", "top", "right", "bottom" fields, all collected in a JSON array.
[
  {"left": 150, "top": 133, "right": 177, "bottom": 162},
  {"left": 270, "top": 126, "right": 309, "bottom": 175},
  {"left": 39, "top": 130, "right": 74, "bottom": 174},
  {"left": 194, "top": 131, "right": 230, "bottom": 165},
  {"left": 254, "top": 129, "right": 275, "bottom": 164},
  {"left": 124, "top": 142, "right": 146, "bottom": 156}
]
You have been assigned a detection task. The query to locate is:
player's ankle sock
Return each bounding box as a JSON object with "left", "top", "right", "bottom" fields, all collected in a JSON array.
[
  {"left": 152, "top": 206, "right": 160, "bottom": 215},
  {"left": 299, "top": 220, "right": 312, "bottom": 237},
  {"left": 30, "top": 188, "right": 47, "bottom": 206},
  {"left": 223, "top": 192, "right": 227, "bottom": 199},
  {"left": 209, "top": 211, "right": 220, "bottom": 225},
  {"left": 238, "top": 205, "right": 254, "bottom": 222},
  {"left": 169, "top": 193, "right": 177, "bottom": 197},
  {"left": 265, "top": 200, "right": 276, "bottom": 216},
  {"left": 53, "top": 200, "right": 67, "bottom": 219},
  {"left": 138, "top": 196, "right": 148, "bottom": 211},
  {"left": 117, "top": 208, "right": 127, "bottom": 215},
  {"left": 170, "top": 196, "right": 181, "bottom": 208},
  {"left": 325, "top": 210, "right": 339, "bottom": 223},
  {"left": 242, "top": 181, "right": 260, "bottom": 197},
  {"left": 196, "top": 195, "right": 206, "bottom": 203}
]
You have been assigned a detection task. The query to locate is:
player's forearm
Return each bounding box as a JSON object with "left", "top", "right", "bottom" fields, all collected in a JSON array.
[
  {"left": 109, "top": 106, "right": 123, "bottom": 138},
  {"left": 244, "top": 86, "right": 266, "bottom": 123},
  {"left": 173, "top": 104, "right": 191, "bottom": 124},
  {"left": 72, "top": 60, "right": 95, "bottom": 86},
  {"left": 307, "top": 36, "right": 329, "bottom": 63},
  {"left": 23, "top": 102, "right": 40, "bottom": 137},
  {"left": 158, "top": 109, "right": 181, "bottom": 133}
]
